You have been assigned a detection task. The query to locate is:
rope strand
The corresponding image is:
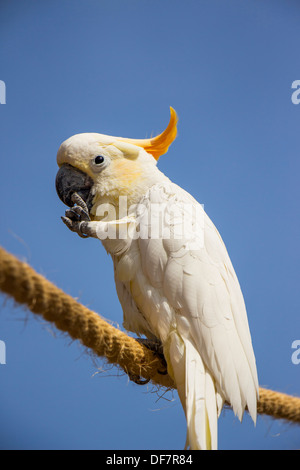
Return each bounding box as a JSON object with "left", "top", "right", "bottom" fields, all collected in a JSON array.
[{"left": 0, "top": 246, "right": 299, "bottom": 423}]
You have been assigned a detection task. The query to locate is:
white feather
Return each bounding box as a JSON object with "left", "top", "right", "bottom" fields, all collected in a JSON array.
[{"left": 108, "top": 181, "right": 258, "bottom": 449}]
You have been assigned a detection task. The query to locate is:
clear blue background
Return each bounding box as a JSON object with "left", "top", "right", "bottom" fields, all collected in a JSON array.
[{"left": 0, "top": 0, "right": 299, "bottom": 450}]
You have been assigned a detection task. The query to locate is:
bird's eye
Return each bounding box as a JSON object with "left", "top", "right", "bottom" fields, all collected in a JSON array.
[
  {"left": 94, "top": 155, "right": 105, "bottom": 165},
  {"left": 90, "top": 154, "right": 110, "bottom": 172}
]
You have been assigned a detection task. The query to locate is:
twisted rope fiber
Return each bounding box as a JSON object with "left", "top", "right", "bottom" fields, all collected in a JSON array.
[{"left": 1, "top": 246, "right": 300, "bottom": 423}]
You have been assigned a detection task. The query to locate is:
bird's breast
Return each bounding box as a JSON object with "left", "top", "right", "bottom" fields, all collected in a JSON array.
[{"left": 113, "top": 241, "right": 175, "bottom": 342}]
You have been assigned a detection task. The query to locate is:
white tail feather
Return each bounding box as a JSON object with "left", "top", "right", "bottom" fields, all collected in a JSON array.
[{"left": 168, "top": 333, "right": 219, "bottom": 450}]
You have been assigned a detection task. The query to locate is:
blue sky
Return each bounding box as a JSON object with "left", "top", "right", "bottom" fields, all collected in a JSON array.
[{"left": 0, "top": 0, "right": 299, "bottom": 450}]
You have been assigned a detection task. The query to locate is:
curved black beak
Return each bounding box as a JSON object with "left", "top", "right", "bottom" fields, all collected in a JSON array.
[{"left": 55, "top": 163, "right": 94, "bottom": 211}]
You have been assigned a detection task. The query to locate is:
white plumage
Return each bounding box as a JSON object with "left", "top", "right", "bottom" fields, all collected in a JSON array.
[
  {"left": 56, "top": 108, "right": 259, "bottom": 449},
  {"left": 109, "top": 182, "right": 258, "bottom": 450}
]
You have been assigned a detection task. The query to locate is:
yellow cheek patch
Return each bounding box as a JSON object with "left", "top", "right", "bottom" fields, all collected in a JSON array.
[{"left": 112, "top": 159, "right": 142, "bottom": 189}]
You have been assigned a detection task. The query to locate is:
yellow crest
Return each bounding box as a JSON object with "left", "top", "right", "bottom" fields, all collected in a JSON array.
[{"left": 117, "top": 107, "right": 178, "bottom": 161}]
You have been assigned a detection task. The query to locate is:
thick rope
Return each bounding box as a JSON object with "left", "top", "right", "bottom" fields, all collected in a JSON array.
[{"left": 0, "top": 246, "right": 299, "bottom": 423}]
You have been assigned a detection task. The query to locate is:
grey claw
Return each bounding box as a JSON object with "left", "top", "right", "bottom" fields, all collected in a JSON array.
[
  {"left": 71, "top": 205, "right": 90, "bottom": 221},
  {"left": 61, "top": 216, "right": 73, "bottom": 230},
  {"left": 71, "top": 193, "right": 90, "bottom": 215},
  {"left": 61, "top": 216, "right": 89, "bottom": 238},
  {"left": 128, "top": 373, "right": 150, "bottom": 386},
  {"left": 65, "top": 209, "right": 81, "bottom": 221},
  {"left": 136, "top": 338, "right": 168, "bottom": 375},
  {"left": 61, "top": 193, "right": 92, "bottom": 239}
]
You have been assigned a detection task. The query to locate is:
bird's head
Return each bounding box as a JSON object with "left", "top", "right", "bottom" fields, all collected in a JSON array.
[{"left": 56, "top": 108, "right": 177, "bottom": 220}]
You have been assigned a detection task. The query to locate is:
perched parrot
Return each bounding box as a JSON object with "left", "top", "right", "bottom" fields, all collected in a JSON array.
[{"left": 55, "top": 108, "right": 258, "bottom": 450}]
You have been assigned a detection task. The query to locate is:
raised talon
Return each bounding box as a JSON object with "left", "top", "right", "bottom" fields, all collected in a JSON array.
[
  {"left": 71, "top": 205, "right": 91, "bottom": 221},
  {"left": 71, "top": 192, "right": 90, "bottom": 215},
  {"left": 61, "top": 216, "right": 89, "bottom": 238},
  {"left": 61, "top": 216, "right": 74, "bottom": 231},
  {"left": 61, "top": 192, "right": 92, "bottom": 239},
  {"left": 65, "top": 208, "right": 81, "bottom": 221}
]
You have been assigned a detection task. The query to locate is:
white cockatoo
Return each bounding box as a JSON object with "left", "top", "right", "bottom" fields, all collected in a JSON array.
[{"left": 56, "top": 108, "right": 258, "bottom": 450}]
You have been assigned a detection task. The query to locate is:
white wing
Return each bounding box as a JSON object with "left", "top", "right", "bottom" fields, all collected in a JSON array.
[
  {"left": 137, "top": 182, "right": 259, "bottom": 415},
  {"left": 112, "top": 181, "right": 258, "bottom": 449}
]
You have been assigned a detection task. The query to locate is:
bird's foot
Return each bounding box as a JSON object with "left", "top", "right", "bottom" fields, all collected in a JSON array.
[
  {"left": 136, "top": 338, "right": 168, "bottom": 376},
  {"left": 61, "top": 192, "right": 92, "bottom": 238}
]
